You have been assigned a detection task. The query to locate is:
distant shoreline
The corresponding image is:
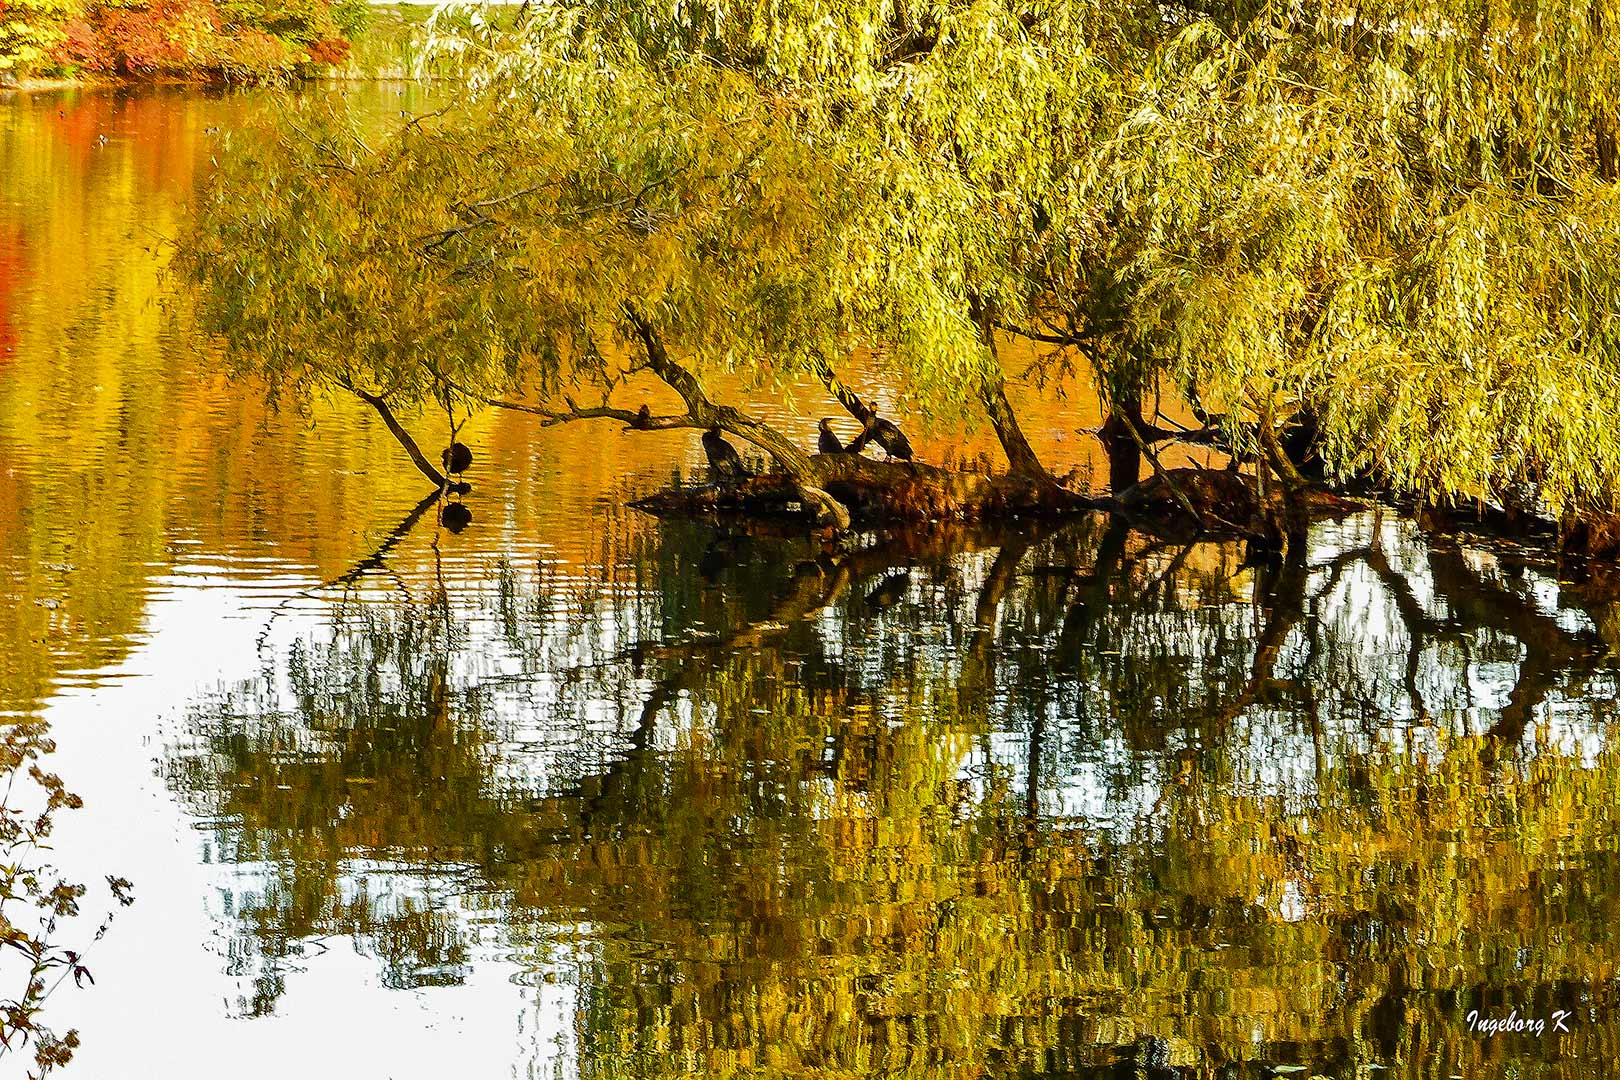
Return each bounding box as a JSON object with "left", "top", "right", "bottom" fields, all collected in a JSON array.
[
  {"left": 9, "top": 78, "right": 93, "bottom": 92},
  {"left": 4, "top": 75, "right": 201, "bottom": 92},
  {"left": 0, "top": 2, "right": 444, "bottom": 93},
  {"left": 1, "top": 71, "right": 427, "bottom": 95}
]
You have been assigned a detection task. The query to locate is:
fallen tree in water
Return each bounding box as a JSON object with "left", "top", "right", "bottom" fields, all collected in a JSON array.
[
  {"left": 631, "top": 453, "right": 1093, "bottom": 524},
  {"left": 179, "top": 5, "right": 1620, "bottom": 560}
]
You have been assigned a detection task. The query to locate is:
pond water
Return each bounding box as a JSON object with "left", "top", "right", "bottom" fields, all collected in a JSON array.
[{"left": 4, "top": 85, "right": 1620, "bottom": 1079}]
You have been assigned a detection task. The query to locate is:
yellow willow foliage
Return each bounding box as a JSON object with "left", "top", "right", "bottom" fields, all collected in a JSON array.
[
  {"left": 187, "top": 0, "right": 1620, "bottom": 511},
  {"left": 181, "top": 55, "right": 939, "bottom": 420}
]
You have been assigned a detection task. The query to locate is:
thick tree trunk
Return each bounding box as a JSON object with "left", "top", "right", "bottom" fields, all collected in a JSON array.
[
  {"left": 1104, "top": 435, "right": 1142, "bottom": 493},
  {"left": 1096, "top": 398, "right": 1145, "bottom": 493},
  {"left": 982, "top": 377, "right": 1054, "bottom": 483}
]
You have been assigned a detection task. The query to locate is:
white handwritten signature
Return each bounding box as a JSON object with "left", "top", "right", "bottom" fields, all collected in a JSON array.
[{"left": 1465, "top": 1009, "right": 1573, "bottom": 1036}]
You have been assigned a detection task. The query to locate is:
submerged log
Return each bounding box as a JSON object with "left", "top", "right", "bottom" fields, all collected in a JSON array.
[
  {"left": 631, "top": 456, "right": 1382, "bottom": 532},
  {"left": 632, "top": 474, "right": 829, "bottom": 520},
  {"left": 633, "top": 454, "right": 1097, "bottom": 524},
  {"left": 812, "top": 453, "right": 1091, "bottom": 521},
  {"left": 1117, "top": 467, "right": 1364, "bottom": 540}
]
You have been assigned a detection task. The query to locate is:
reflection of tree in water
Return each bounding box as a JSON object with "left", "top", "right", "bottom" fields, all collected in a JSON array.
[{"left": 168, "top": 510, "right": 1620, "bottom": 1075}]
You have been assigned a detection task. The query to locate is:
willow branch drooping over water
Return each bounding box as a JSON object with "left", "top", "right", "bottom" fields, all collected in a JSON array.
[{"left": 185, "top": 0, "right": 1620, "bottom": 532}]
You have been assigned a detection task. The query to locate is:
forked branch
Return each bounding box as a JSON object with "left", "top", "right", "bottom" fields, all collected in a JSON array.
[{"left": 451, "top": 313, "right": 853, "bottom": 528}]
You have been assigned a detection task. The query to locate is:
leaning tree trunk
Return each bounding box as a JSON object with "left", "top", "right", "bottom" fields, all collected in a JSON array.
[
  {"left": 622, "top": 311, "right": 852, "bottom": 529},
  {"left": 968, "top": 292, "right": 1058, "bottom": 486},
  {"left": 981, "top": 377, "right": 1056, "bottom": 484},
  {"left": 354, "top": 389, "right": 455, "bottom": 490}
]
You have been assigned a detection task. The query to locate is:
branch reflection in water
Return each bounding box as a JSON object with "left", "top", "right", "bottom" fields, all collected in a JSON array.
[{"left": 165, "top": 508, "right": 1620, "bottom": 1078}]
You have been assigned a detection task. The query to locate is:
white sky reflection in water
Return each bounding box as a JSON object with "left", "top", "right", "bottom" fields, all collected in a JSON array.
[{"left": 40, "top": 582, "right": 579, "bottom": 1079}]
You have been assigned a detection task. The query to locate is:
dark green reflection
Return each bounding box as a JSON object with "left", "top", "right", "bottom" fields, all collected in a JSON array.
[{"left": 169, "top": 511, "right": 1620, "bottom": 1077}]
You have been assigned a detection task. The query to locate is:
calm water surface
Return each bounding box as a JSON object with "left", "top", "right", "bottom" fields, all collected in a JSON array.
[{"left": 4, "top": 86, "right": 1620, "bottom": 1079}]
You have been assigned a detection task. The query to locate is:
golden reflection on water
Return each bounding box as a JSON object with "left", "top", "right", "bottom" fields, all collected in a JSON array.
[
  {"left": 166, "top": 513, "right": 1620, "bottom": 1079},
  {"left": 0, "top": 83, "right": 1147, "bottom": 718},
  {"left": 3, "top": 85, "right": 1619, "bottom": 1080}
]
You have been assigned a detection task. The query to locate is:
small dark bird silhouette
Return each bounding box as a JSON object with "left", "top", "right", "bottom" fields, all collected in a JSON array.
[
  {"left": 864, "top": 571, "right": 910, "bottom": 611},
  {"left": 441, "top": 442, "right": 473, "bottom": 475},
  {"left": 440, "top": 502, "right": 472, "bottom": 533},
  {"left": 817, "top": 418, "right": 844, "bottom": 454},
  {"left": 631, "top": 404, "right": 652, "bottom": 430},
  {"left": 866, "top": 415, "right": 913, "bottom": 460},
  {"left": 698, "top": 533, "right": 746, "bottom": 582},
  {"left": 702, "top": 427, "right": 747, "bottom": 482},
  {"left": 698, "top": 544, "right": 728, "bottom": 582}
]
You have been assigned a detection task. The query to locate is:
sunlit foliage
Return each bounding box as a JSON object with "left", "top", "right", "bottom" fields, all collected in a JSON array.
[
  {"left": 188, "top": 0, "right": 1620, "bottom": 521},
  {"left": 185, "top": 55, "right": 871, "bottom": 409},
  {"left": 0, "top": 0, "right": 365, "bottom": 78},
  {"left": 1048, "top": 4, "right": 1620, "bottom": 515},
  {"left": 0, "top": 0, "right": 79, "bottom": 75}
]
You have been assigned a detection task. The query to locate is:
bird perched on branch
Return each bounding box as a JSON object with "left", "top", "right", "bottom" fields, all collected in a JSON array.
[
  {"left": 702, "top": 427, "right": 747, "bottom": 483},
  {"left": 441, "top": 441, "right": 473, "bottom": 475},
  {"left": 631, "top": 404, "right": 651, "bottom": 430},
  {"left": 818, "top": 418, "right": 844, "bottom": 454},
  {"left": 864, "top": 415, "right": 912, "bottom": 461}
]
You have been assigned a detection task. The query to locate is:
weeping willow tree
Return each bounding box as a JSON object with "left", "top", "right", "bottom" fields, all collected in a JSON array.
[
  {"left": 184, "top": 0, "right": 1620, "bottom": 537},
  {"left": 803, "top": 0, "right": 1620, "bottom": 525},
  {"left": 1018, "top": 0, "right": 1620, "bottom": 529},
  {"left": 184, "top": 54, "right": 866, "bottom": 521}
]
